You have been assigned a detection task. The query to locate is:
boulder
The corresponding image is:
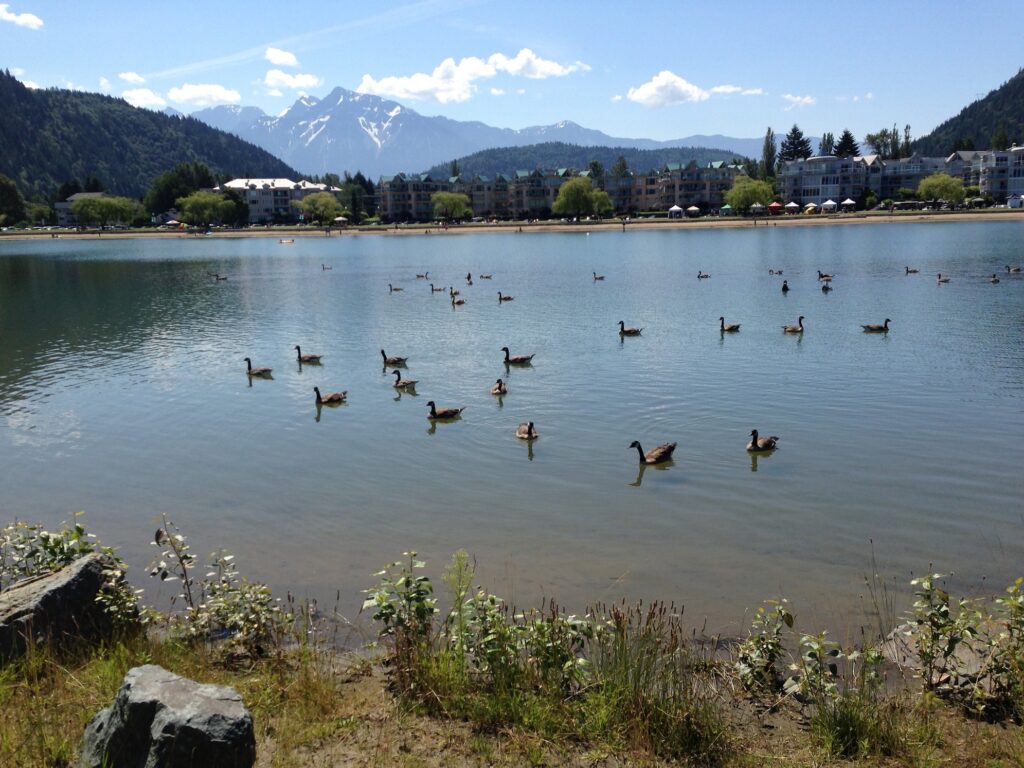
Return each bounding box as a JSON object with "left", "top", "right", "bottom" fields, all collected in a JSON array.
[
  {"left": 79, "top": 664, "right": 256, "bottom": 768},
  {"left": 0, "top": 552, "right": 120, "bottom": 662}
]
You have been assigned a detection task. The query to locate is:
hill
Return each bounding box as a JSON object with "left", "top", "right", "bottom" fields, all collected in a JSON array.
[
  {"left": 914, "top": 68, "right": 1024, "bottom": 154},
  {"left": 0, "top": 70, "right": 298, "bottom": 200},
  {"left": 424, "top": 142, "right": 745, "bottom": 179}
]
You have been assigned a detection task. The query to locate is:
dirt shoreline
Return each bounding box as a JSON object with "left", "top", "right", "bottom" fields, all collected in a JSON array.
[{"left": 2, "top": 209, "right": 1021, "bottom": 242}]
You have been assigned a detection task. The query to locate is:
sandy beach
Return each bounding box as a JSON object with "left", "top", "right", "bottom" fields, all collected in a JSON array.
[{"left": 1, "top": 208, "right": 1021, "bottom": 242}]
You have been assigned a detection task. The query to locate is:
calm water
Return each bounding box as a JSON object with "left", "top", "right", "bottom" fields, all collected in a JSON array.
[{"left": 2, "top": 222, "right": 1023, "bottom": 634}]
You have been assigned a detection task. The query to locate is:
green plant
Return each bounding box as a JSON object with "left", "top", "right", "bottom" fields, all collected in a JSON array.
[
  {"left": 786, "top": 632, "right": 841, "bottom": 702},
  {"left": 907, "top": 573, "right": 979, "bottom": 694},
  {"left": 735, "top": 599, "right": 793, "bottom": 692}
]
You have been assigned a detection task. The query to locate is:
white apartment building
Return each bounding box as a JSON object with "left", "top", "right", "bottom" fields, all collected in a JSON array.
[{"left": 218, "top": 178, "right": 341, "bottom": 224}]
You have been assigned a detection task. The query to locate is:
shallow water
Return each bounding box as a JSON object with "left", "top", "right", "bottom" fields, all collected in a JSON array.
[{"left": 2, "top": 221, "right": 1023, "bottom": 634}]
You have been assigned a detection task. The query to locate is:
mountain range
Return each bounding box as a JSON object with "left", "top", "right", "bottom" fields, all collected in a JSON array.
[
  {"left": 913, "top": 68, "right": 1024, "bottom": 155},
  {"left": 192, "top": 87, "right": 764, "bottom": 178}
]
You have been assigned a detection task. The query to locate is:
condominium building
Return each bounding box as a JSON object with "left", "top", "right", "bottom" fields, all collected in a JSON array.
[{"left": 217, "top": 178, "right": 342, "bottom": 224}]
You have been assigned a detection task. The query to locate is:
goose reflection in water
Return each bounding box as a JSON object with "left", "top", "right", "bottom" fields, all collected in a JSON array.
[
  {"left": 629, "top": 460, "right": 673, "bottom": 487},
  {"left": 748, "top": 451, "right": 778, "bottom": 473}
]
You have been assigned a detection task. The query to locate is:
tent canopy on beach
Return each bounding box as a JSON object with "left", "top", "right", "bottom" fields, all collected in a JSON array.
[
  {"left": 333, "top": 216, "right": 348, "bottom": 223},
  {"left": 821, "top": 199, "right": 838, "bottom": 211},
  {"left": 668, "top": 204, "right": 683, "bottom": 219},
  {"left": 785, "top": 202, "right": 800, "bottom": 211}
]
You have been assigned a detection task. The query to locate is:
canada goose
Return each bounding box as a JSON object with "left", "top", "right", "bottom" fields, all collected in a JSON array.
[
  {"left": 392, "top": 369, "right": 418, "bottom": 389},
  {"left": 389, "top": 283, "right": 403, "bottom": 292},
  {"left": 746, "top": 429, "right": 779, "bottom": 452},
  {"left": 466, "top": 272, "right": 472, "bottom": 282},
  {"left": 821, "top": 283, "right": 833, "bottom": 293},
  {"left": 295, "top": 345, "right": 322, "bottom": 363},
  {"left": 479, "top": 273, "right": 493, "bottom": 279},
  {"left": 905, "top": 266, "right": 919, "bottom": 274},
  {"left": 451, "top": 296, "right": 466, "bottom": 306},
  {"left": 322, "top": 264, "right": 332, "bottom": 270},
  {"left": 516, "top": 421, "right": 538, "bottom": 440},
  {"left": 381, "top": 349, "right": 407, "bottom": 366},
  {"left": 449, "top": 286, "right": 460, "bottom": 296},
  {"left": 697, "top": 271, "right": 710, "bottom": 279},
  {"left": 629, "top": 440, "right": 677, "bottom": 465},
  {"left": 618, "top": 321, "right": 643, "bottom": 336},
  {"left": 937, "top": 273, "right": 950, "bottom": 283},
  {"left": 719, "top": 317, "right": 740, "bottom": 332},
  {"left": 498, "top": 292, "right": 514, "bottom": 301},
  {"left": 430, "top": 283, "right": 445, "bottom": 292},
  {"left": 861, "top": 318, "right": 891, "bottom": 333},
  {"left": 416, "top": 271, "right": 429, "bottom": 279},
  {"left": 1007, "top": 265, "right": 1022, "bottom": 273},
  {"left": 768, "top": 269, "right": 775, "bottom": 275},
  {"left": 781, "top": 280, "right": 790, "bottom": 293},
  {"left": 244, "top": 357, "right": 272, "bottom": 377},
  {"left": 215, "top": 274, "right": 228, "bottom": 281},
  {"left": 490, "top": 378, "right": 507, "bottom": 395},
  {"left": 593, "top": 271, "right": 605, "bottom": 281},
  {"left": 991, "top": 274, "right": 1001, "bottom": 284},
  {"left": 817, "top": 270, "right": 834, "bottom": 281},
  {"left": 782, "top": 316, "right": 805, "bottom": 333},
  {"left": 768, "top": 269, "right": 783, "bottom": 276},
  {"left": 313, "top": 386, "right": 346, "bottom": 404},
  {"left": 427, "top": 401, "right": 464, "bottom": 420},
  {"left": 501, "top": 346, "right": 534, "bottom": 364}
]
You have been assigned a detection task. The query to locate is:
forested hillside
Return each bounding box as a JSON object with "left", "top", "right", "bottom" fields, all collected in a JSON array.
[
  {"left": 914, "top": 68, "right": 1024, "bottom": 154},
  {"left": 424, "top": 142, "right": 744, "bottom": 178},
  {"left": 0, "top": 70, "right": 297, "bottom": 200}
]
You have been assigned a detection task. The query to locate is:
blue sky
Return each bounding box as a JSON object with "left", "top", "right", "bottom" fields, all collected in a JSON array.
[{"left": 3, "top": 0, "right": 1023, "bottom": 141}]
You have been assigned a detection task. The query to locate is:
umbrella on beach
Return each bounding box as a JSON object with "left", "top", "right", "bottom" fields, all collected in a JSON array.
[{"left": 333, "top": 216, "right": 348, "bottom": 223}]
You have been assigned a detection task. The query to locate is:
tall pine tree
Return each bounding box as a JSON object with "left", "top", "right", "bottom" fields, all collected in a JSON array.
[
  {"left": 760, "top": 127, "right": 777, "bottom": 178},
  {"left": 834, "top": 129, "right": 859, "bottom": 157},
  {"left": 778, "top": 124, "right": 813, "bottom": 162},
  {"left": 819, "top": 132, "right": 835, "bottom": 156}
]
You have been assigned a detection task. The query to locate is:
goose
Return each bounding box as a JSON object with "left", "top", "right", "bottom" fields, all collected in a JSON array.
[
  {"left": 697, "top": 271, "right": 710, "bottom": 279},
  {"left": 629, "top": 440, "right": 677, "bottom": 465},
  {"left": 817, "top": 270, "right": 834, "bottom": 281},
  {"left": 244, "top": 357, "right": 272, "bottom": 377},
  {"left": 593, "top": 271, "right": 605, "bottom": 281},
  {"left": 295, "top": 345, "right": 322, "bottom": 363},
  {"left": 905, "top": 266, "right": 919, "bottom": 274},
  {"left": 498, "top": 292, "right": 514, "bottom": 302},
  {"left": 479, "top": 273, "right": 493, "bottom": 279},
  {"left": 746, "top": 429, "right": 779, "bottom": 453},
  {"left": 322, "top": 264, "right": 332, "bottom": 270},
  {"left": 381, "top": 349, "right": 407, "bottom": 366},
  {"left": 416, "top": 271, "right": 429, "bottom": 279},
  {"left": 516, "top": 421, "right": 538, "bottom": 440},
  {"left": 451, "top": 296, "right": 466, "bottom": 306},
  {"left": 392, "top": 370, "right": 418, "bottom": 389},
  {"left": 991, "top": 274, "right": 1001, "bottom": 284},
  {"left": 937, "top": 273, "right": 950, "bottom": 283},
  {"left": 618, "top": 321, "right": 643, "bottom": 336},
  {"left": 430, "top": 283, "right": 445, "bottom": 292},
  {"left": 314, "top": 386, "right": 346, "bottom": 405},
  {"left": 781, "top": 280, "right": 790, "bottom": 293},
  {"left": 427, "top": 401, "right": 464, "bottom": 420},
  {"left": 215, "top": 274, "right": 228, "bottom": 281},
  {"left": 466, "top": 272, "right": 473, "bottom": 282},
  {"left": 861, "top": 318, "right": 891, "bottom": 333},
  {"left": 449, "top": 286, "right": 460, "bottom": 296},
  {"left": 1007, "top": 265, "right": 1022, "bottom": 273},
  {"left": 768, "top": 269, "right": 775, "bottom": 275},
  {"left": 501, "top": 346, "right": 534, "bottom": 365},
  {"left": 389, "top": 283, "right": 403, "bottom": 292},
  {"left": 782, "top": 316, "right": 805, "bottom": 333},
  {"left": 719, "top": 317, "right": 740, "bottom": 333},
  {"left": 490, "top": 378, "right": 507, "bottom": 395},
  {"left": 821, "top": 283, "right": 833, "bottom": 293}
]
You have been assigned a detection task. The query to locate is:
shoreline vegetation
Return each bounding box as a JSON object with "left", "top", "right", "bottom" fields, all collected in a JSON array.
[
  {"left": 1, "top": 207, "right": 1022, "bottom": 243},
  {"left": 2, "top": 516, "right": 1023, "bottom": 766}
]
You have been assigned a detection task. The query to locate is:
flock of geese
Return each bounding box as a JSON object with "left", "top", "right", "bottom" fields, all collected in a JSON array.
[{"left": 236, "top": 259, "right": 1022, "bottom": 467}]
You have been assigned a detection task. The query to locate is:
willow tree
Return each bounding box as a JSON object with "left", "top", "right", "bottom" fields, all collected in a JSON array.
[
  {"left": 724, "top": 176, "right": 775, "bottom": 213},
  {"left": 295, "top": 191, "right": 344, "bottom": 224},
  {"left": 431, "top": 191, "right": 471, "bottom": 221}
]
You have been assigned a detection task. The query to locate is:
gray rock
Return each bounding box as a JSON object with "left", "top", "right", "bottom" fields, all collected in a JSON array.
[
  {"left": 0, "top": 552, "right": 121, "bottom": 662},
  {"left": 79, "top": 664, "right": 256, "bottom": 768}
]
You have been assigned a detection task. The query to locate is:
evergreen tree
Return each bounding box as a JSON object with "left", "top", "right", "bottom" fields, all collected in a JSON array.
[
  {"left": 761, "top": 127, "right": 777, "bottom": 177},
  {"left": 901, "top": 125, "right": 913, "bottom": 157},
  {"left": 834, "top": 129, "right": 859, "bottom": 158},
  {"left": 84, "top": 176, "right": 105, "bottom": 192},
  {"left": 56, "top": 178, "right": 82, "bottom": 202},
  {"left": 450, "top": 159, "right": 460, "bottom": 177},
  {"left": 0, "top": 173, "right": 27, "bottom": 225},
  {"left": 610, "top": 155, "right": 630, "bottom": 178},
  {"left": 778, "top": 124, "right": 813, "bottom": 163},
  {"left": 992, "top": 125, "right": 1010, "bottom": 150},
  {"left": 819, "top": 132, "right": 835, "bottom": 156}
]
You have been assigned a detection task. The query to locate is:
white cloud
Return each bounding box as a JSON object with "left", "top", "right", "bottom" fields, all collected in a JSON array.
[
  {"left": 782, "top": 93, "right": 815, "bottom": 110},
  {"left": 710, "top": 84, "right": 741, "bottom": 94},
  {"left": 515, "top": 88, "right": 525, "bottom": 95},
  {"left": 264, "top": 47, "right": 298, "bottom": 67},
  {"left": 99, "top": 76, "right": 111, "bottom": 90},
  {"left": 11, "top": 66, "right": 24, "bottom": 76},
  {"left": 118, "top": 71, "right": 145, "bottom": 84},
  {"left": 167, "top": 82, "right": 241, "bottom": 107},
  {"left": 0, "top": 4, "right": 43, "bottom": 30},
  {"left": 741, "top": 88, "right": 764, "bottom": 96},
  {"left": 610, "top": 94, "right": 622, "bottom": 102},
  {"left": 489, "top": 87, "right": 505, "bottom": 96},
  {"left": 626, "top": 70, "right": 709, "bottom": 107},
  {"left": 864, "top": 91, "right": 873, "bottom": 100},
  {"left": 264, "top": 69, "right": 321, "bottom": 90},
  {"left": 356, "top": 48, "right": 589, "bottom": 103},
  {"left": 266, "top": 87, "right": 283, "bottom": 97},
  {"left": 122, "top": 88, "right": 166, "bottom": 108},
  {"left": 23, "top": 79, "right": 39, "bottom": 89}
]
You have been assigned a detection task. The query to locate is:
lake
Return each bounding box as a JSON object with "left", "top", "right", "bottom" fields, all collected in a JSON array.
[{"left": 2, "top": 221, "right": 1022, "bottom": 636}]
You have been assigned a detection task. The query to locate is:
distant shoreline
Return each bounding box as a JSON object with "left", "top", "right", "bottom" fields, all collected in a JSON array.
[{"left": 1, "top": 208, "right": 1021, "bottom": 242}]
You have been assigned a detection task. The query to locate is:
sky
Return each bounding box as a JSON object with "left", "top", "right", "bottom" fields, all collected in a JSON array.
[{"left": 3, "top": 0, "right": 1023, "bottom": 142}]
